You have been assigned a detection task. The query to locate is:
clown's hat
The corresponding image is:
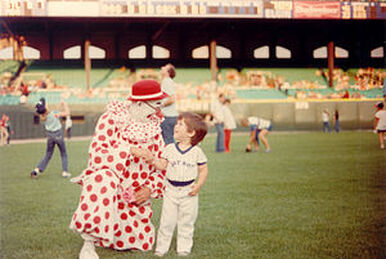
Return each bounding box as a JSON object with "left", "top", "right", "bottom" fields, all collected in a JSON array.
[{"left": 128, "top": 80, "right": 168, "bottom": 101}]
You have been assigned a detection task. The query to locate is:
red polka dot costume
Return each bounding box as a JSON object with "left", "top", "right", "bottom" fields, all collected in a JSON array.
[{"left": 69, "top": 100, "right": 166, "bottom": 251}]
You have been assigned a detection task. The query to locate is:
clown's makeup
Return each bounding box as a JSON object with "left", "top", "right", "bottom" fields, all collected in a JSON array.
[{"left": 129, "top": 100, "right": 164, "bottom": 121}]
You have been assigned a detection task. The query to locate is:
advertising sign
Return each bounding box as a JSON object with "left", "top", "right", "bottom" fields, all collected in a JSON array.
[{"left": 293, "top": 1, "right": 341, "bottom": 19}]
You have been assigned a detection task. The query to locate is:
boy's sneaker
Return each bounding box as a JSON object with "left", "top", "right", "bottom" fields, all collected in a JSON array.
[
  {"left": 265, "top": 149, "right": 272, "bottom": 153},
  {"left": 62, "top": 171, "right": 71, "bottom": 178},
  {"left": 178, "top": 252, "right": 190, "bottom": 256},
  {"left": 30, "top": 168, "right": 40, "bottom": 179},
  {"left": 245, "top": 148, "right": 252, "bottom": 152}
]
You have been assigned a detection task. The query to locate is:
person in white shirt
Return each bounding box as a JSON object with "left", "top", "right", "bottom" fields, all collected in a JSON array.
[
  {"left": 241, "top": 116, "right": 272, "bottom": 153},
  {"left": 211, "top": 93, "right": 226, "bottom": 152},
  {"left": 223, "top": 99, "right": 236, "bottom": 152},
  {"left": 132, "top": 112, "right": 208, "bottom": 257},
  {"left": 374, "top": 102, "right": 386, "bottom": 149},
  {"left": 322, "top": 109, "right": 331, "bottom": 133},
  {"left": 160, "top": 63, "right": 179, "bottom": 144}
]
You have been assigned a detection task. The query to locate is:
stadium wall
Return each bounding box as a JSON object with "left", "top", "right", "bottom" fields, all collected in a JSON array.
[{"left": 1, "top": 100, "right": 377, "bottom": 140}]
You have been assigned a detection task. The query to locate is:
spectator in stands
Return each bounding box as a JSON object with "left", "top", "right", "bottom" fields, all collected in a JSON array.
[
  {"left": 374, "top": 102, "right": 386, "bottom": 149},
  {"left": 334, "top": 110, "right": 340, "bottom": 133},
  {"left": 211, "top": 93, "right": 226, "bottom": 152},
  {"left": 30, "top": 98, "right": 71, "bottom": 179},
  {"left": 240, "top": 116, "right": 272, "bottom": 153},
  {"left": 223, "top": 99, "right": 236, "bottom": 153},
  {"left": 160, "top": 63, "right": 178, "bottom": 145},
  {"left": 343, "top": 90, "right": 350, "bottom": 99},
  {"left": 322, "top": 109, "right": 331, "bottom": 133},
  {"left": 20, "top": 81, "right": 30, "bottom": 104}
]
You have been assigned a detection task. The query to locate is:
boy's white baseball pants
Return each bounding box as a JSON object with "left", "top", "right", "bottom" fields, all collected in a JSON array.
[{"left": 155, "top": 183, "right": 198, "bottom": 255}]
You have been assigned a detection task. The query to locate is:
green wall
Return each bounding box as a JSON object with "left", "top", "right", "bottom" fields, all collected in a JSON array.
[{"left": 0, "top": 100, "right": 379, "bottom": 140}]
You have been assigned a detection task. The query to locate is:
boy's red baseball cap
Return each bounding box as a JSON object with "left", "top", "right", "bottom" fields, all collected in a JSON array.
[{"left": 128, "top": 80, "right": 168, "bottom": 101}]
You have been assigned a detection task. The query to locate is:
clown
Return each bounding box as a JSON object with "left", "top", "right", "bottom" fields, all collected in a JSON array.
[{"left": 69, "top": 80, "right": 168, "bottom": 259}]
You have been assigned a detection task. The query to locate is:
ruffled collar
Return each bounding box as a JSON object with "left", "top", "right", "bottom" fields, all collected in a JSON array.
[{"left": 107, "top": 100, "right": 163, "bottom": 143}]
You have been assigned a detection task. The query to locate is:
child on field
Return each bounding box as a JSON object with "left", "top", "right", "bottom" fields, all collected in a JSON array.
[
  {"left": 223, "top": 99, "right": 236, "bottom": 152},
  {"left": 0, "top": 114, "right": 8, "bottom": 146},
  {"left": 30, "top": 98, "right": 71, "bottom": 179},
  {"left": 322, "top": 109, "right": 331, "bottom": 133},
  {"left": 241, "top": 116, "right": 272, "bottom": 153},
  {"left": 132, "top": 112, "right": 208, "bottom": 256},
  {"left": 374, "top": 102, "right": 386, "bottom": 149}
]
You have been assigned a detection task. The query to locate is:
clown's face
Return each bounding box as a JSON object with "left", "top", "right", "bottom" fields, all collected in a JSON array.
[{"left": 129, "top": 100, "right": 164, "bottom": 121}]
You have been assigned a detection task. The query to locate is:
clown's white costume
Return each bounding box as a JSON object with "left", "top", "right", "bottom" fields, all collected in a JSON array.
[{"left": 69, "top": 80, "right": 168, "bottom": 259}]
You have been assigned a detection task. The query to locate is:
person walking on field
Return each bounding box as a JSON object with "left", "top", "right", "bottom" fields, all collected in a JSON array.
[
  {"left": 160, "top": 63, "right": 179, "bottom": 145},
  {"left": 30, "top": 99, "right": 71, "bottom": 179},
  {"left": 374, "top": 102, "right": 386, "bottom": 149},
  {"left": 0, "top": 114, "right": 9, "bottom": 146},
  {"left": 322, "top": 109, "right": 331, "bottom": 133},
  {"left": 211, "top": 93, "right": 226, "bottom": 152},
  {"left": 333, "top": 110, "right": 340, "bottom": 133},
  {"left": 223, "top": 99, "right": 236, "bottom": 152}
]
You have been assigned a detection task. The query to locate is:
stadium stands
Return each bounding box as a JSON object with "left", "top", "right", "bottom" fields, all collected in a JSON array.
[{"left": 0, "top": 60, "right": 384, "bottom": 105}]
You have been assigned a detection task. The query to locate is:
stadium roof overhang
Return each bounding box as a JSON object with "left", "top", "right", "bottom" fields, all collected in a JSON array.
[{"left": 0, "top": 16, "right": 385, "bottom": 68}]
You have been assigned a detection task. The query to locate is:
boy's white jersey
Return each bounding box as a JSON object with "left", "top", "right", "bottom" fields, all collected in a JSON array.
[
  {"left": 162, "top": 143, "right": 207, "bottom": 182},
  {"left": 248, "top": 116, "right": 271, "bottom": 130}
]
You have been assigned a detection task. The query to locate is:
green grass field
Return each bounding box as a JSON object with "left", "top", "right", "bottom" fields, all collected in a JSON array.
[{"left": 0, "top": 132, "right": 385, "bottom": 259}]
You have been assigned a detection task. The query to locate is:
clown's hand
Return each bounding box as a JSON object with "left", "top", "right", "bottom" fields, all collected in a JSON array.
[
  {"left": 130, "top": 147, "right": 147, "bottom": 157},
  {"left": 134, "top": 186, "right": 151, "bottom": 206},
  {"left": 130, "top": 147, "right": 154, "bottom": 163}
]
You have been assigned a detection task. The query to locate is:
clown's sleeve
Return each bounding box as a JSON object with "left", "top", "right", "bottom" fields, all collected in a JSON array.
[
  {"left": 143, "top": 134, "right": 167, "bottom": 199},
  {"left": 86, "top": 110, "right": 119, "bottom": 169},
  {"left": 71, "top": 110, "right": 118, "bottom": 185}
]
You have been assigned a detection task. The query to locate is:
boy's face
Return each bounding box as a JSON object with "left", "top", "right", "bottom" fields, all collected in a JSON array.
[{"left": 174, "top": 118, "right": 194, "bottom": 144}]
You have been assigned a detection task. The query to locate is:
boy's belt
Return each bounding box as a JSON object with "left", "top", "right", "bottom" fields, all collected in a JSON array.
[{"left": 167, "top": 179, "right": 195, "bottom": 187}]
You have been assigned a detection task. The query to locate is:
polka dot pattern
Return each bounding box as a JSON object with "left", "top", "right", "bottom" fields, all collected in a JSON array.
[{"left": 69, "top": 101, "right": 166, "bottom": 251}]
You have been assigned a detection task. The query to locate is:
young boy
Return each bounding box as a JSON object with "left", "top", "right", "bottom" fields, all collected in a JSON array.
[
  {"left": 132, "top": 112, "right": 208, "bottom": 256},
  {"left": 31, "top": 98, "right": 71, "bottom": 178},
  {"left": 374, "top": 101, "right": 386, "bottom": 149}
]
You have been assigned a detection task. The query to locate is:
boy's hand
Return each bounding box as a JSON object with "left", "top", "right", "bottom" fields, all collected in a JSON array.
[{"left": 189, "top": 184, "right": 201, "bottom": 196}]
